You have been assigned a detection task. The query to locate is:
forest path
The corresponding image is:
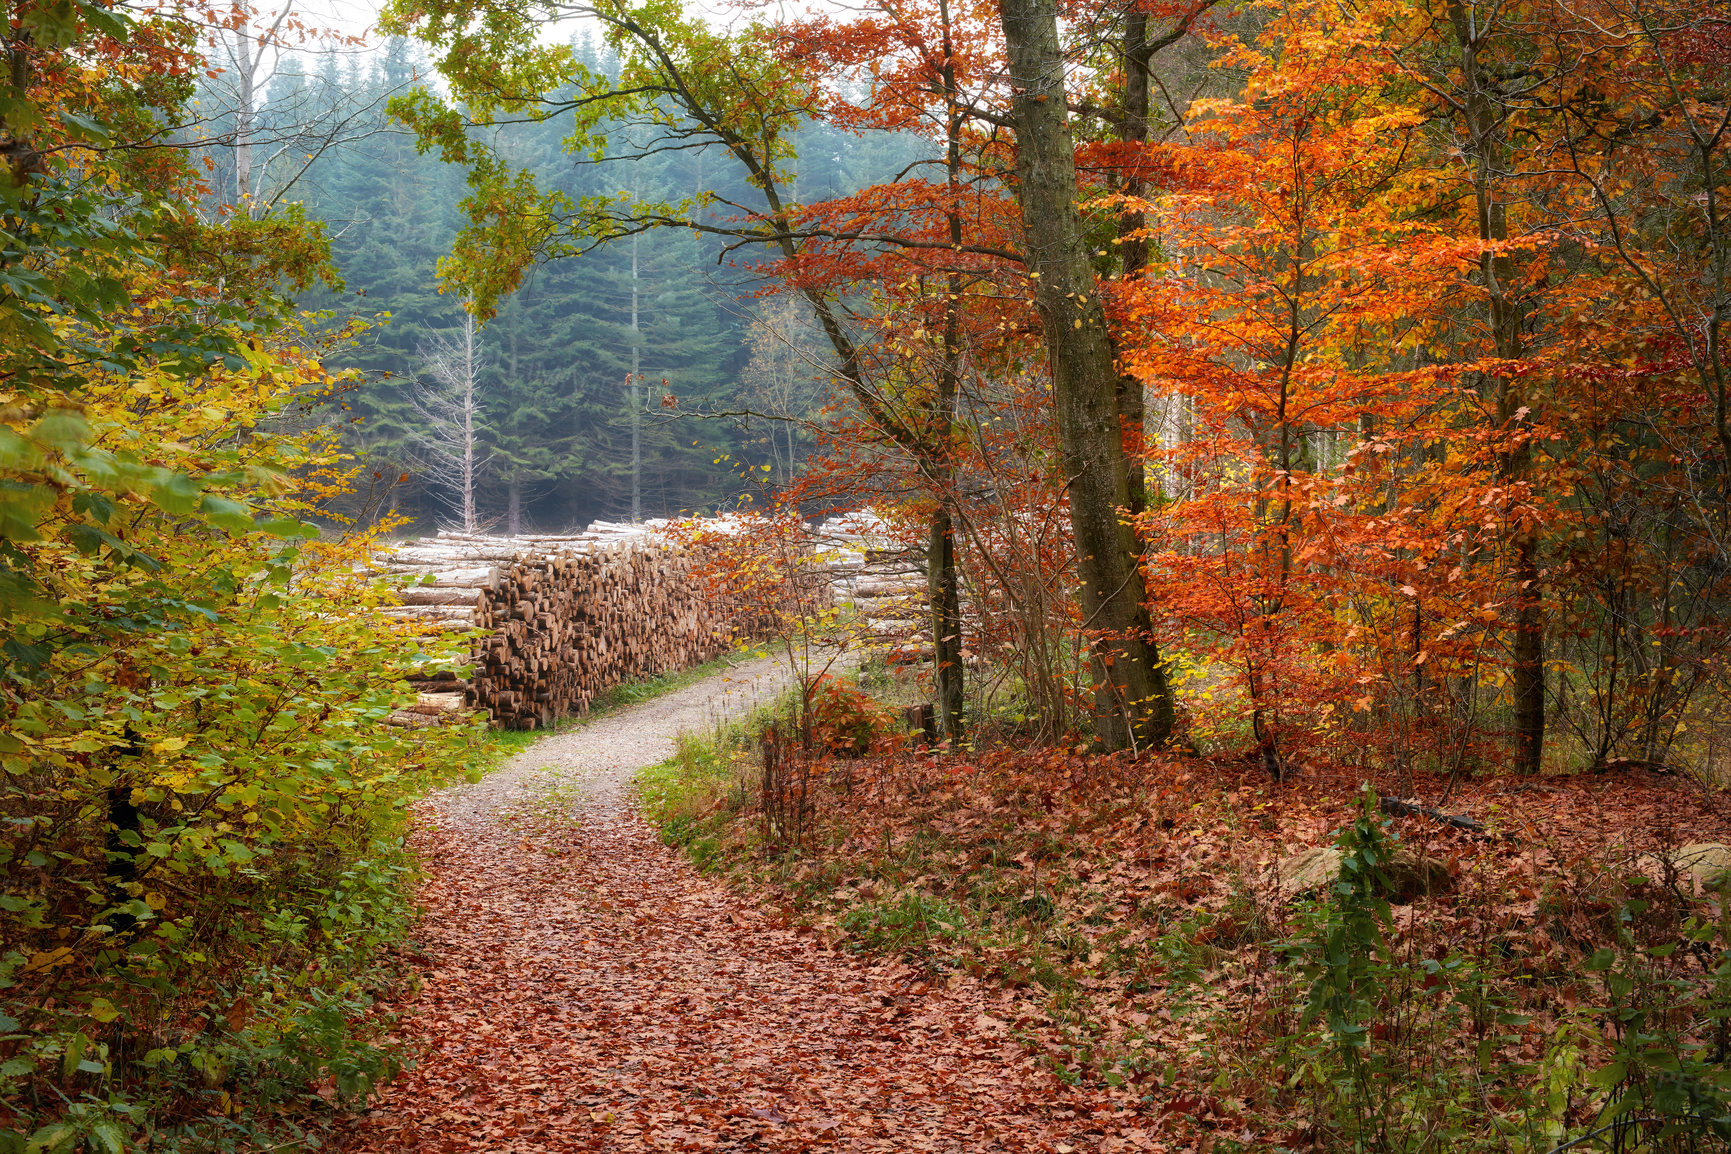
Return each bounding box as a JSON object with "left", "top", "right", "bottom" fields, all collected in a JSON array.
[{"left": 342, "top": 656, "right": 1107, "bottom": 1153}]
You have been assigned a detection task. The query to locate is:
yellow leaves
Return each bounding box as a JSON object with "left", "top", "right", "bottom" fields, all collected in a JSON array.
[
  {"left": 25, "top": 946, "right": 75, "bottom": 973},
  {"left": 152, "top": 736, "right": 188, "bottom": 754}
]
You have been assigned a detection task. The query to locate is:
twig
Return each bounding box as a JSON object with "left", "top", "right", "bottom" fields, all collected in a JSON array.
[{"left": 1379, "top": 795, "right": 1516, "bottom": 842}]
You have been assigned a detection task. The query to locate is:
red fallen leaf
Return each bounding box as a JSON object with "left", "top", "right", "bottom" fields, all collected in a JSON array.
[{"left": 748, "top": 1106, "right": 787, "bottom": 1123}]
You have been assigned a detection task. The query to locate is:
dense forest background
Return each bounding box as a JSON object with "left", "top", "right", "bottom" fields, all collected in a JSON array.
[{"left": 191, "top": 36, "right": 928, "bottom": 532}]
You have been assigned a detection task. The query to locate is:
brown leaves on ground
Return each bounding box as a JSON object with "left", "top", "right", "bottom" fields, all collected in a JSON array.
[
  {"left": 342, "top": 781, "right": 1122, "bottom": 1153},
  {"left": 683, "top": 750, "right": 1731, "bottom": 1147},
  {"left": 341, "top": 741, "right": 1730, "bottom": 1153}
]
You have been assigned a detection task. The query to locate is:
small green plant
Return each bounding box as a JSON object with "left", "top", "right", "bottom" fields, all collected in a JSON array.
[
  {"left": 840, "top": 891, "right": 969, "bottom": 957},
  {"left": 1563, "top": 898, "right": 1731, "bottom": 1152},
  {"left": 1289, "top": 788, "right": 1394, "bottom": 1060},
  {"left": 1274, "top": 787, "right": 1525, "bottom": 1152}
]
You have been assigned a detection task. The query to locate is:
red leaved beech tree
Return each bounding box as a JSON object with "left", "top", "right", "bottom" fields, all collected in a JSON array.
[
  {"left": 772, "top": 0, "right": 1020, "bottom": 744},
  {"left": 1116, "top": 0, "right": 1455, "bottom": 776}
]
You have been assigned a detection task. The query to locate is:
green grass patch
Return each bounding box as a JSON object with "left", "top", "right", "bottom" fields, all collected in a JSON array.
[
  {"left": 635, "top": 730, "right": 754, "bottom": 865},
  {"left": 839, "top": 890, "right": 970, "bottom": 957},
  {"left": 632, "top": 685, "right": 791, "bottom": 867}
]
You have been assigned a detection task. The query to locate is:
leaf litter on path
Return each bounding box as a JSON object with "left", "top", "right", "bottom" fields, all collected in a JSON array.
[{"left": 343, "top": 679, "right": 1111, "bottom": 1152}]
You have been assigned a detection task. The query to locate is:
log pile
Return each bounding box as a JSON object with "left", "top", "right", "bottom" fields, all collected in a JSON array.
[
  {"left": 814, "top": 514, "right": 980, "bottom": 665},
  {"left": 374, "top": 528, "right": 738, "bottom": 730},
  {"left": 854, "top": 548, "right": 933, "bottom": 664}
]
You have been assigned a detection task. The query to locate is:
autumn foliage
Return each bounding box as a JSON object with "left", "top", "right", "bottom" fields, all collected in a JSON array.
[
  {"left": 2, "top": 0, "right": 488, "bottom": 1147},
  {"left": 3, "top": 0, "right": 1724, "bottom": 1143},
  {"left": 751, "top": 0, "right": 1731, "bottom": 779}
]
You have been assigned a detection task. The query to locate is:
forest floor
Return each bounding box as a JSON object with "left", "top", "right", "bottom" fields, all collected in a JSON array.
[{"left": 341, "top": 657, "right": 1111, "bottom": 1153}]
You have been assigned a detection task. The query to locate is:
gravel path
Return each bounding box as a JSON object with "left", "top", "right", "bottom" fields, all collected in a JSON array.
[
  {"left": 436, "top": 652, "right": 799, "bottom": 829},
  {"left": 345, "top": 654, "right": 1101, "bottom": 1154}
]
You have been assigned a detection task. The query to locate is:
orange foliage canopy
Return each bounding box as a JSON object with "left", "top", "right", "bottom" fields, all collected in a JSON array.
[{"left": 766, "top": 0, "right": 1731, "bottom": 774}]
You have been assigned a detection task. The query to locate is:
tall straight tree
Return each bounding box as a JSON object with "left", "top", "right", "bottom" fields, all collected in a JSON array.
[
  {"left": 1387, "top": 0, "right": 1557, "bottom": 773},
  {"left": 628, "top": 229, "right": 642, "bottom": 522},
  {"left": 776, "top": 0, "right": 1008, "bottom": 741},
  {"left": 999, "top": 0, "right": 1175, "bottom": 750}
]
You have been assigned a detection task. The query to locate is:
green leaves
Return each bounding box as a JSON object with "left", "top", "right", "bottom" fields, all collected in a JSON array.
[
  {"left": 146, "top": 471, "right": 201, "bottom": 516},
  {"left": 381, "top": 0, "right": 810, "bottom": 315}
]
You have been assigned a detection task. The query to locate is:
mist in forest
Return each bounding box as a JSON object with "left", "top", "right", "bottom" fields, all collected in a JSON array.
[{"left": 199, "top": 34, "right": 927, "bottom": 532}]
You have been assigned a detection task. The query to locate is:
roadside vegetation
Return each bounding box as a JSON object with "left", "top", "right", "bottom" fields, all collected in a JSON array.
[{"left": 638, "top": 664, "right": 1731, "bottom": 1152}]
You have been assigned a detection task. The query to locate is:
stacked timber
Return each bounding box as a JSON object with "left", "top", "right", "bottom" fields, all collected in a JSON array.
[
  {"left": 815, "top": 515, "right": 933, "bottom": 663},
  {"left": 373, "top": 529, "right": 737, "bottom": 730},
  {"left": 812, "top": 513, "right": 874, "bottom": 601},
  {"left": 857, "top": 547, "right": 934, "bottom": 664},
  {"left": 813, "top": 512, "right": 998, "bottom": 665}
]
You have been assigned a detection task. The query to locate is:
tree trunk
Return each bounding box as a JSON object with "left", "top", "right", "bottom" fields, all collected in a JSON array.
[
  {"left": 461, "top": 312, "right": 479, "bottom": 533},
  {"left": 507, "top": 480, "right": 522, "bottom": 535},
  {"left": 1116, "top": 8, "right": 1152, "bottom": 524},
  {"left": 930, "top": 0, "right": 966, "bottom": 744},
  {"left": 233, "top": 27, "right": 255, "bottom": 207},
  {"left": 929, "top": 501, "right": 964, "bottom": 740},
  {"left": 1449, "top": 1, "right": 1544, "bottom": 773},
  {"left": 630, "top": 229, "right": 642, "bottom": 522},
  {"left": 999, "top": 0, "right": 1174, "bottom": 751}
]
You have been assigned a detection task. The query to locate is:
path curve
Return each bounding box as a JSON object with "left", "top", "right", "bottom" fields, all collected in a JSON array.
[{"left": 344, "top": 656, "right": 1104, "bottom": 1153}]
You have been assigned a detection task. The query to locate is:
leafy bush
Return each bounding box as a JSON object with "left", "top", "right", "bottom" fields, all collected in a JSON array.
[
  {"left": 803, "top": 674, "right": 895, "bottom": 757},
  {"left": 0, "top": 294, "right": 488, "bottom": 1146},
  {"left": 1271, "top": 789, "right": 1731, "bottom": 1153}
]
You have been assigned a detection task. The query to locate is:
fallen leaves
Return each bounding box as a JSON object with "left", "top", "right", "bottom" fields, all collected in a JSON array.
[
  {"left": 343, "top": 774, "right": 1112, "bottom": 1152},
  {"left": 652, "top": 746, "right": 1731, "bottom": 1146}
]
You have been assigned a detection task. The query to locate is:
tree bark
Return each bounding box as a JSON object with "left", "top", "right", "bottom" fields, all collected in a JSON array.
[
  {"left": 999, "top": 0, "right": 1175, "bottom": 750},
  {"left": 929, "top": 501, "right": 964, "bottom": 739},
  {"left": 1449, "top": 1, "right": 1544, "bottom": 773},
  {"left": 1116, "top": 7, "right": 1152, "bottom": 524},
  {"left": 930, "top": 0, "right": 966, "bottom": 743}
]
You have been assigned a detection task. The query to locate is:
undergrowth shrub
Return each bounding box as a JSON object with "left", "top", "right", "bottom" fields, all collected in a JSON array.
[
  {"left": 1268, "top": 788, "right": 1731, "bottom": 1153},
  {"left": 1264, "top": 791, "right": 1529, "bottom": 1150},
  {"left": 803, "top": 675, "right": 896, "bottom": 757},
  {"left": 1563, "top": 896, "right": 1731, "bottom": 1152}
]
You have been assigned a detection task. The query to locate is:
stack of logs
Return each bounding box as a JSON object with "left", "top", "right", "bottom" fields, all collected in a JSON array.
[
  {"left": 814, "top": 515, "right": 978, "bottom": 665},
  {"left": 374, "top": 529, "right": 739, "bottom": 730},
  {"left": 849, "top": 548, "right": 933, "bottom": 664}
]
